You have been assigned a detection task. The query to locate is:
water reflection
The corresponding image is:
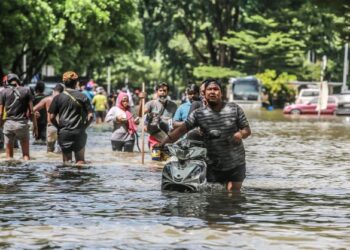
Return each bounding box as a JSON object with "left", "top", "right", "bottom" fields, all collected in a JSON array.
[{"left": 161, "top": 192, "right": 247, "bottom": 225}]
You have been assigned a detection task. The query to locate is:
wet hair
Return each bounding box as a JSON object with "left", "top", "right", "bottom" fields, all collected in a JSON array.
[
  {"left": 34, "top": 81, "right": 45, "bottom": 93},
  {"left": 54, "top": 83, "right": 64, "bottom": 93},
  {"left": 155, "top": 82, "right": 169, "bottom": 91},
  {"left": 202, "top": 78, "right": 222, "bottom": 91},
  {"left": 186, "top": 83, "right": 199, "bottom": 94}
]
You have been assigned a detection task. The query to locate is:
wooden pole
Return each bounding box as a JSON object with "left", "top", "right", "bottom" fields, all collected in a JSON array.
[{"left": 141, "top": 82, "right": 146, "bottom": 164}]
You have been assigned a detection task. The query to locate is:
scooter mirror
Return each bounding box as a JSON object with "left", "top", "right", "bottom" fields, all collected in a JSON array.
[{"left": 208, "top": 130, "right": 221, "bottom": 139}]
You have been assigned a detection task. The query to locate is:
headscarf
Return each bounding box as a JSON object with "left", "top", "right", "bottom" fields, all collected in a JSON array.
[{"left": 116, "top": 91, "right": 137, "bottom": 135}]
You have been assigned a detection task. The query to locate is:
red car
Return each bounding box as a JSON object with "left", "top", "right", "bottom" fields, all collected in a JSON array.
[{"left": 283, "top": 96, "right": 338, "bottom": 115}]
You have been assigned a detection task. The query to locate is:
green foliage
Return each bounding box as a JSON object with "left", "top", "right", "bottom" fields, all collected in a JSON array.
[
  {"left": 193, "top": 66, "right": 242, "bottom": 79},
  {"left": 1, "top": 0, "right": 349, "bottom": 91},
  {"left": 256, "top": 70, "right": 296, "bottom": 95},
  {"left": 0, "top": 0, "right": 141, "bottom": 82},
  {"left": 94, "top": 51, "right": 162, "bottom": 90},
  {"left": 219, "top": 15, "right": 306, "bottom": 74},
  {"left": 256, "top": 69, "right": 297, "bottom": 107}
]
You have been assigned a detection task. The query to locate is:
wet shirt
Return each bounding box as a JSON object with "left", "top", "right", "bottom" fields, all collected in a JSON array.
[
  {"left": 0, "top": 86, "right": 33, "bottom": 121},
  {"left": 145, "top": 99, "right": 177, "bottom": 124},
  {"left": 49, "top": 88, "right": 92, "bottom": 131},
  {"left": 105, "top": 106, "right": 134, "bottom": 141},
  {"left": 185, "top": 102, "right": 250, "bottom": 171},
  {"left": 92, "top": 94, "right": 107, "bottom": 111}
]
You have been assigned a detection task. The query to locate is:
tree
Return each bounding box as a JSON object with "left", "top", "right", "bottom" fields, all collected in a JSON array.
[{"left": 0, "top": 0, "right": 141, "bottom": 83}]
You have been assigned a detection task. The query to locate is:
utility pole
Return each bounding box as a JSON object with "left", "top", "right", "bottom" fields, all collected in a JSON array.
[
  {"left": 23, "top": 44, "right": 27, "bottom": 81},
  {"left": 342, "top": 43, "right": 349, "bottom": 93},
  {"left": 107, "top": 66, "right": 111, "bottom": 95},
  {"left": 317, "top": 55, "right": 328, "bottom": 118}
]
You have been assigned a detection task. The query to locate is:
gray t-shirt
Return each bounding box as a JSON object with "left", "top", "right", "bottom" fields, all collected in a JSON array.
[
  {"left": 0, "top": 86, "right": 33, "bottom": 121},
  {"left": 185, "top": 102, "right": 250, "bottom": 171},
  {"left": 145, "top": 99, "right": 177, "bottom": 127}
]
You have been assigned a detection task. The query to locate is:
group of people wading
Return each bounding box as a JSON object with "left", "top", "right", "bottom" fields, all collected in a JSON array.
[{"left": 0, "top": 71, "right": 251, "bottom": 191}]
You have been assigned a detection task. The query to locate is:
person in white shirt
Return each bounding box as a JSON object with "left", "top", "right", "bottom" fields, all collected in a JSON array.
[{"left": 105, "top": 91, "right": 139, "bottom": 152}]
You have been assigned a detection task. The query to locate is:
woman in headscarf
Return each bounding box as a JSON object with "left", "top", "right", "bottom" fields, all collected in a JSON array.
[{"left": 105, "top": 92, "right": 139, "bottom": 152}]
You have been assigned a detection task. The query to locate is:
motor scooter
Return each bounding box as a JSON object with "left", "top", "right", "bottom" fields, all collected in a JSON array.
[{"left": 161, "top": 130, "right": 221, "bottom": 192}]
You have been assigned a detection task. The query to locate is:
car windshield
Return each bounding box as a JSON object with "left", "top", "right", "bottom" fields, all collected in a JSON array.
[
  {"left": 309, "top": 97, "right": 336, "bottom": 104},
  {"left": 301, "top": 90, "right": 319, "bottom": 97}
]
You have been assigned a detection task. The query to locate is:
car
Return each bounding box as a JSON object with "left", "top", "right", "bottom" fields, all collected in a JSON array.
[
  {"left": 335, "top": 102, "right": 350, "bottom": 116},
  {"left": 296, "top": 88, "right": 320, "bottom": 104},
  {"left": 283, "top": 96, "right": 338, "bottom": 115}
]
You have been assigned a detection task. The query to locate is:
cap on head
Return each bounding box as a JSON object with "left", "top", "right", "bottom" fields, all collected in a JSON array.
[
  {"left": 62, "top": 71, "right": 78, "bottom": 82},
  {"left": 7, "top": 73, "right": 21, "bottom": 85}
]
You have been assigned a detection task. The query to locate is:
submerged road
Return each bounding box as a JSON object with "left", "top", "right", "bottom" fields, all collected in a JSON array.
[{"left": 1, "top": 109, "right": 350, "bottom": 249}]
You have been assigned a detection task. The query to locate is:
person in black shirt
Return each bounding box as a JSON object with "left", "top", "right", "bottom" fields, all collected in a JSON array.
[
  {"left": 48, "top": 71, "right": 93, "bottom": 165},
  {"left": 0, "top": 73, "right": 35, "bottom": 160},
  {"left": 33, "top": 81, "right": 47, "bottom": 144}
]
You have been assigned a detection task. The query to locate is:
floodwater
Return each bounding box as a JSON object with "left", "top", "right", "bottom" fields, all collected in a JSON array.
[{"left": 1, "top": 109, "right": 350, "bottom": 249}]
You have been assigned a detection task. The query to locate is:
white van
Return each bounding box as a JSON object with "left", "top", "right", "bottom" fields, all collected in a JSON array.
[{"left": 296, "top": 89, "right": 320, "bottom": 104}]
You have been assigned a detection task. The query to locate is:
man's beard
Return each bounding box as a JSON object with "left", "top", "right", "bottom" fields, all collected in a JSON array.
[
  {"left": 159, "top": 96, "right": 167, "bottom": 102},
  {"left": 207, "top": 99, "right": 219, "bottom": 107}
]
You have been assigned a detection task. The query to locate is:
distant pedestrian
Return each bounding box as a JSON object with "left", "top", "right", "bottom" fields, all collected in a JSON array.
[
  {"left": 173, "top": 83, "right": 199, "bottom": 128},
  {"left": 138, "top": 82, "right": 177, "bottom": 151},
  {"left": 92, "top": 87, "right": 108, "bottom": 124},
  {"left": 33, "top": 81, "right": 47, "bottom": 144},
  {"left": 34, "top": 83, "right": 64, "bottom": 152},
  {"left": 105, "top": 92, "right": 139, "bottom": 152},
  {"left": 48, "top": 71, "right": 93, "bottom": 164},
  {"left": 0, "top": 73, "right": 36, "bottom": 160}
]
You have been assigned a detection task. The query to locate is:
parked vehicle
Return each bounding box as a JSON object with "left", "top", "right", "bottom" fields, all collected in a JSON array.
[
  {"left": 227, "top": 76, "right": 261, "bottom": 104},
  {"left": 28, "top": 82, "right": 59, "bottom": 96},
  {"left": 283, "top": 96, "right": 338, "bottom": 115},
  {"left": 296, "top": 88, "right": 320, "bottom": 104},
  {"left": 335, "top": 102, "right": 350, "bottom": 116}
]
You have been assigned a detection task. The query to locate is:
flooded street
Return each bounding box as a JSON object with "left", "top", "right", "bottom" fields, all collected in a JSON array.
[{"left": 1, "top": 109, "right": 350, "bottom": 249}]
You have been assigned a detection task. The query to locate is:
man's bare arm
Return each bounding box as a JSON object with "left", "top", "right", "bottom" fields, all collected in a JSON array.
[
  {"left": 85, "top": 112, "right": 94, "bottom": 128},
  {"left": 0, "top": 104, "right": 3, "bottom": 127},
  {"left": 49, "top": 113, "right": 59, "bottom": 129},
  {"left": 33, "top": 97, "right": 47, "bottom": 112},
  {"left": 240, "top": 126, "right": 251, "bottom": 139},
  {"left": 159, "top": 123, "right": 188, "bottom": 146},
  {"left": 233, "top": 126, "right": 251, "bottom": 142}
]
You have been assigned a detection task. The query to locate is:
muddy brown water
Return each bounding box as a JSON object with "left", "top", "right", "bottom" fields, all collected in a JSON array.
[{"left": 1, "top": 109, "right": 349, "bottom": 249}]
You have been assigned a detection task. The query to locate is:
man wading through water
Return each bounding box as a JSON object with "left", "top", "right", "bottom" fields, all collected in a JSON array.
[
  {"left": 157, "top": 79, "right": 251, "bottom": 192},
  {"left": 0, "top": 73, "right": 37, "bottom": 160},
  {"left": 48, "top": 71, "right": 93, "bottom": 164},
  {"left": 34, "top": 83, "right": 64, "bottom": 152}
]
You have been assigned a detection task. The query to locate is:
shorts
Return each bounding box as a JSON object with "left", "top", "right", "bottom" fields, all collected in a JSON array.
[
  {"left": 207, "top": 164, "right": 246, "bottom": 183},
  {"left": 58, "top": 129, "right": 87, "bottom": 153},
  {"left": 3, "top": 120, "right": 29, "bottom": 145},
  {"left": 95, "top": 111, "right": 106, "bottom": 119},
  {"left": 111, "top": 140, "right": 134, "bottom": 152},
  {"left": 47, "top": 124, "right": 58, "bottom": 143}
]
